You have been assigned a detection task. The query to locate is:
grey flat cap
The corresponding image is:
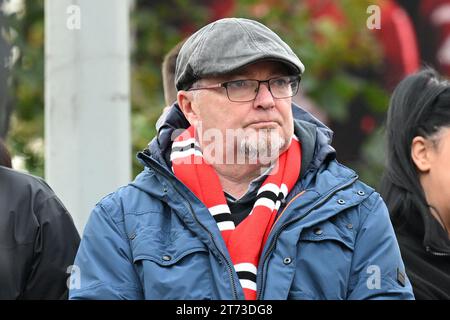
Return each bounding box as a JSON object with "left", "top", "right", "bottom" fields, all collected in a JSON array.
[{"left": 175, "top": 17, "right": 305, "bottom": 90}]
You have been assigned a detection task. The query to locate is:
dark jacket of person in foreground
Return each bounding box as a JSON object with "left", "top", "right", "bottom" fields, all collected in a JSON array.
[{"left": 0, "top": 166, "right": 80, "bottom": 299}]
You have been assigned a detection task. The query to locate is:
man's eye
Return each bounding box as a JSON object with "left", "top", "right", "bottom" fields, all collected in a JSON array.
[
  {"left": 228, "top": 80, "right": 250, "bottom": 89},
  {"left": 273, "top": 78, "right": 288, "bottom": 86}
]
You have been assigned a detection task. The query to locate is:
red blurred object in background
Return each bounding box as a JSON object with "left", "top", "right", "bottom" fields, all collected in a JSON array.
[
  {"left": 420, "top": 0, "right": 450, "bottom": 76},
  {"left": 372, "top": 0, "right": 420, "bottom": 90}
]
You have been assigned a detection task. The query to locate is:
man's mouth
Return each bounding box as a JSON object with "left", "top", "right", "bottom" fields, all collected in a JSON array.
[{"left": 246, "top": 121, "right": 279, "bottom": 129}]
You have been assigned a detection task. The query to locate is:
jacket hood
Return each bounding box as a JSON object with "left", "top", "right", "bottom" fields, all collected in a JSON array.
[{"left": 136, "top": 102, "right": 336, "bottom": 190}]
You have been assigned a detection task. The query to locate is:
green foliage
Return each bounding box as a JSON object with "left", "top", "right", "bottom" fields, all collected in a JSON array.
[
  {"left": 356, "top": 126, "right": 387, "bottom": 188},
  {"left": 5, "top": 0, "right": 390, "bottom": 186},
  {"left": 235, "top": 0, "right": 389, "bottom": 185},
  {"left": 130, "top": 0, "right": 210, "bottom": 175},
  {"left": 4, "top": 0, "right": 45, "bottom": 176},
  {"left": 236, "top": 0, "right": 385, "bottom": 118}
]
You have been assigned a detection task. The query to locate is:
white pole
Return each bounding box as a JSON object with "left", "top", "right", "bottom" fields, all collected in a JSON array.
[{"left": 45, "top": 0, "right": 131, "bottom": 234}]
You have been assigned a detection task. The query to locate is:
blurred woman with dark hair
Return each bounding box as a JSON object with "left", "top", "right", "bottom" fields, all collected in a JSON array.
[
  {"left": 0, "top": 137, "right": 12, "bottom": 168},
  {"left": 381, "top": 68, "right": 450, "bottom": 299}
]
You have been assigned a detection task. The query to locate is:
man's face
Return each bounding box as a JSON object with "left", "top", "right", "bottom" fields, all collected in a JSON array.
[{"left": 179, "top": 61, "right": 295, "bottom": 165}]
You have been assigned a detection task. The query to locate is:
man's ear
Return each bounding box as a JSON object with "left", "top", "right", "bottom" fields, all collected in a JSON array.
[
  {"left": 177, "top": 90, "right": 199, "bottom": 126},
  {"left": 411, "top": 136, "right": 432, "bottom": 173}
]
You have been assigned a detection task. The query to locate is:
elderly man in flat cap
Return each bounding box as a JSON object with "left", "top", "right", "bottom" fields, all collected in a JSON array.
[{"left": 70, "top": 18, "right": 414, "bottom": 300}]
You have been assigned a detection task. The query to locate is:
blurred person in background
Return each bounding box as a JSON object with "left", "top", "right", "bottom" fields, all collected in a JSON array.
[
  {"left": 381, "top": 68, "right": 450, "bottom": 299},
  {"left": 162, "top": 39, "right": 186, "bottom": 107},
  {"left": 156, "top": 39, "right": 187, "bottom": 132}
]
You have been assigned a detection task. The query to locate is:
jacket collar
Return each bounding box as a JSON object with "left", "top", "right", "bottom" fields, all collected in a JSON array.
[{"left": 402, "top": 207, "right": 450, "bottom": 255}]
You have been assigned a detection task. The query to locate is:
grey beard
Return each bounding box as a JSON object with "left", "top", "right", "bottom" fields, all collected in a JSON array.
[{"left": 238, "top": 129, "right": 286, "bottom": 165}]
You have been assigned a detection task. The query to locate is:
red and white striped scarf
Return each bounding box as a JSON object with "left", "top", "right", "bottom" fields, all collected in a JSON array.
[{"left": 171, "top": 126, "right": 301, "bottom": 299}]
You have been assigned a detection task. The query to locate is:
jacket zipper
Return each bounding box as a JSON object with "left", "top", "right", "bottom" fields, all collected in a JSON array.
[
  {"left": 140, "top": 154, "right": 239, "bottom": 299},
  {"left": 256, "top": 175, "right": 358, "bottom": 299},
  {"left": 425, "top": 246, "right": 450, "bottom": 257}
]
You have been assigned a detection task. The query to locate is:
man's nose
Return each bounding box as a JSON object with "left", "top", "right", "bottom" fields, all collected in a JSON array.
[{"left": 253, "top": 82, "right": 275, "bottom": 109}]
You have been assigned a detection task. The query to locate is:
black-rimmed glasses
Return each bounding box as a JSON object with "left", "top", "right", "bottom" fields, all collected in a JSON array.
[{"left": 188, "top": 75, "right": 301, "bottom": 102}]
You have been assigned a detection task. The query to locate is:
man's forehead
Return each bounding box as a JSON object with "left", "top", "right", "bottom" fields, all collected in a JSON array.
[
  {"left": 204, "top": 61, "right": 290, "bottom": 82},
  {"left": 229, "top": 61, "right": 290, "bottom": 77}
]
